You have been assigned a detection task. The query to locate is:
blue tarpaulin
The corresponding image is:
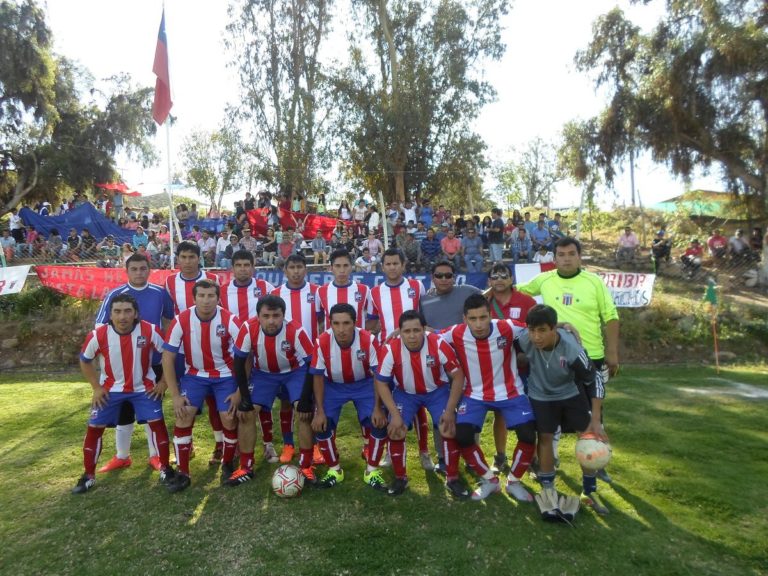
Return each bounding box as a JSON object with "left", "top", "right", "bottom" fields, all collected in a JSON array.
[{"left": 19, "top": 203, "right": 134, "bottom": 243}]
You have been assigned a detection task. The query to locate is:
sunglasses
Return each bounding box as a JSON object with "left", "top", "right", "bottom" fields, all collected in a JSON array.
[
  {"left": 489, "top": 274, "right": 510, "bottom": 280},
  {"left": 433, "top": 272, "right": 454, "bottom": 279}
]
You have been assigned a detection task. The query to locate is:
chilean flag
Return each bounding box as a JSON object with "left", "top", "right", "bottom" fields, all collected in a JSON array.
[{"left": 152, "top": 9, "right": 173, "bottom": 125}]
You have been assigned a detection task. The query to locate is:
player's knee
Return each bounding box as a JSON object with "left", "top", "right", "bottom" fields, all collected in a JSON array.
[
  {"left": 455, "top": 423, "right": 476, "bottom": 447},
  {"left": 315, "top": 418, "right": 337, "bottom": 440},
  {"left": 514, "top": 421, "right": 537, "bottom": 445},
  {"left": 389, "top": 428, "right": 406, "bottom": 441},
  {"left": 239, "top": 410, "right": 256, "bottom": 424},
  {"left": 220, "top": 413, "right": 236, "bottom": 429}
]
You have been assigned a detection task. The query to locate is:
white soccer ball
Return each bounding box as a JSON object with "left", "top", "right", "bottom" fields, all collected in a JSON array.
[
  {"left": 271, "top": 464, "right": 304, "bottom": 498},
  {"left": 575, "top": 433, "right": 612, "bottom": 471}
]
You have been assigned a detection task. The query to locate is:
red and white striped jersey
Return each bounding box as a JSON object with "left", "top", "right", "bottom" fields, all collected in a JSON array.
[
  {"left": 368, "top": 278, "right": 425, "bottom": 341},
  {"left": 220, "top": 277, "right": 275, "bottom": 322},
  {"left": 164, "top": 306, "right": 240, "bottom": 379},
  {"left": 80, "top": 320, "right": 164, "bottom": 393},
  {"left": 165, "top": 270, "right": 220, "bottom": 315},
  {"left": 234, "top": 320, "right": 313, "bottom": 374},
  {"left": 309, "top": 328, "right": 378, "bottom": 383},
  {"left": 441, "top": 319, "right": 524, "bottom": 402},
  {"left": 317, "top": 281, "right": 369, "bottom": 329},
  {"left": 377, "top": 332, "right": 460, "bottom": 394},
  {"left": 271, "top": 282, "right": 321, "bottom": 341}
]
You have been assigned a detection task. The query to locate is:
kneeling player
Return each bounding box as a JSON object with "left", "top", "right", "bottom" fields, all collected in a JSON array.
[
  {"left": 441, "top": 294, "right": 537, "bottom": 501},
  {"left": 162, "top": 280, "right": 241, "bottom": 492},
  {"left": 228, "top": 295, "right": 317, "bottom": 485},
  {"left": 73, "top": 294, "right": 174, "bottom": 493},
  {"left": 310, "top": 303, "right": 388, "bottom": 490},
  {"left": 515, "top": 304, "right": 609, "bottom": 516},
  {"left": 373, "top": 311, "right": 464, "bottom": 496}
]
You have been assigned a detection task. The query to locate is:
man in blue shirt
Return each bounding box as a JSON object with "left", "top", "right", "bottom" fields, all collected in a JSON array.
[
  {"left": 420, "top": 228, "right": 443, "bottom": 271},
  {"left": 418, "top": 199, "right": 434, "bottom": 228},
  {"left": 530, "top": 220, "right": 552, "bottom": 252}
]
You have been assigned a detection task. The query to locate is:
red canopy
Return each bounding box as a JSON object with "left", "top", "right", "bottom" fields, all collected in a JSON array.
[
  {"left": 95, "top": 182, "right": 142, "bottom": 197},
  {"left": 246, "top": 208, "right": 345, "bottom": 240}
]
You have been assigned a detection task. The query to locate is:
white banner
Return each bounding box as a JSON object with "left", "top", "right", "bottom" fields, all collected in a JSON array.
[
  {"left": 0, "top": 265, "right": 31, "bottom": 296},
  {"left": 595, "top": 271, "right": 656, "bottom": 307}
]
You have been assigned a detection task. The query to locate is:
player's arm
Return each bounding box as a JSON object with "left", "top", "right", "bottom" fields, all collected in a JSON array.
[
  {"left": 572, "top": 351, "right": 606, "bottom": 440},
  {"left": 162, "top": 348, "right": 190, "bottom": 420},
  {"left": 79, "top": 358, "right": 108, "bottom": 409},
  {"left": 311, "top": 374, "right": 327, "bottom": 433},
  {"left": 233, "top": 354, "right": 253, "bottom": 414},
  {"left": 440, "top": 367, "right": 465, "bottom": 439},
  {"left": 604, "top": 319, "right": 619, "bottom": 377}
]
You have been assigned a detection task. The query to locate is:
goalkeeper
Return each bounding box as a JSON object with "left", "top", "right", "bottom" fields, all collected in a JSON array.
[{"left": 514, "top": 304, "right": 609, "bottom": 520}]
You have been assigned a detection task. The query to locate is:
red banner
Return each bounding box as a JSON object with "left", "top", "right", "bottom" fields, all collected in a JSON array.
[
  {"left": 246, "top": 209, "right": 346, "bottom": 240},
  {"left": 36, "top": 266, "right": 233, "bottom": 300}
]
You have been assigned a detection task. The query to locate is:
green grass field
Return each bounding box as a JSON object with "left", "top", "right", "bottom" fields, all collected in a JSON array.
[{"left": 1, "top": 366, "right": 766, "bottom": 576}]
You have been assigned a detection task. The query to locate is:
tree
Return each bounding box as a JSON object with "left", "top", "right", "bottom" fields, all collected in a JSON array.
[
  {"left": 226, "top": 0, "right": 333, "bottom": 199},
  {"left": 570, "top": 0, "right": 768, "bottom": 216},
  {"left": 335, "top": 0, "right": 508, "bottom": 204},
  {"left": 0, "top": 0, "right": 157, "bottom": 216},
  {"left": 180, "top": 125, "right": 243, "bottom": 211},
  {"left": 494, "top": 137, "right": 564, "bottom": 209}
]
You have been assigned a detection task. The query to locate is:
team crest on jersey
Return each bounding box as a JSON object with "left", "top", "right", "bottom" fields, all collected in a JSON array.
[
  {"left": 407, "top": 287, "right": 416, "bottom": 298},
  {"left": 254, "top": 287, "right": 263, "bottom": 297},
  {"left": 510, "top": 308, "right": 521, "bottom": 319},
  {"left": 560, "top": 357, "right": 567, "bottom": 369},
  {"left": 281, "top": 341, "right": 293, "bottom": 353},
  {"left": 136, "top": 335, "right": 147, "bottom": 348},
  {"left": 216, "top": 324, "right": 226, "bottom": 336},
  {"left": 425, "top": 354, "right": 436, "bottom": 367},
  {"left": 496, "top": 336, "right": 508, "bottom": 349},
  {"left": 306, "top": 293, "right": 315, "bottom": 303},
  {"left": 562, "top": 293, "right": 573, "bottom": 306},
  {"left": 457, "top": 401, "right": 467, "bottom": 415},
  {"left": 354, "top": 292, "right": 363, "bottom": 302},
  {"left": 356, "top": 349, "right": 367, "bottom": 361}
]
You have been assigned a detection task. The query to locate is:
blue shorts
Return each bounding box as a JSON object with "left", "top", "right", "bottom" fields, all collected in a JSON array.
[
  {"left": 249, "top": 369, "right": 304, "bottom": 408},
  {"left": 456, "top": 395, "right": 535, "bottom": 432},
  {"left": 180, "top": 375, "right": 237, "bottom": 412},
  {"left": 393, "top": 386, "right": 449, "bottom": 429},
  {"left": 88, "top": 391, "right": 164, "bottom": 427},
  {"left": 322, "top": 378, "right": 375, "bottom": 429}
]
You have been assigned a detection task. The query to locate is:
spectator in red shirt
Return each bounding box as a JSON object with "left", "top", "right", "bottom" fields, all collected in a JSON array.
[
  {"left": 440, "top": 228, "right": 462, "bottom": 270},
  {"left": 706, "top": 229, "right": 728, "bottom": 261}
]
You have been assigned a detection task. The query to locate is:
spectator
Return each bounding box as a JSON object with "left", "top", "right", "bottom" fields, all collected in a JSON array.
[
  {"left": 15, "top": 225, "right": 37, "bottom": 258},
  {"left": 533, "top": 245, "right": 554, "bottom": 264},
  {"left": 480, "top": 215, "right": 492, "bottom": 247},
  {"left": 681, "top": 238, "right": 704, "bottom": 277},
  {"left": 291, "top": 192, "right": 302, "bottom": 212},
  {"left": 339, "top": 230, "right": 356, "bottom": 257},
  {"left": 30, "top": 228, "right": 46, "bottom": 258},
  {"left": 355, "top": 247, "right": 378, "bottom": 272},
  {"left": 64, "top": 228, "right": 83, "bottom": 261},
  {"left": 146, "top": 231, "right": 161, "bottom": 266},
  {"left": 132, "top": 226, "right": 149, "bottom": 250},
  {"left": 419, "top": 198, "right": 434, "bottom": 228},
  {"left": 401, "top": 232, "right": 422, "bottom": 272},
  {"left": 706, "top": 228, "right": 728, "bottom": 261},
  {"left": 548, "top": 212, "right": 565, "bottom": 240},
  {"left": 148, "top": 215, "right": 161, "bottom": 234},
  {"left": 220, "top": 233, "right": 240, "bottom": 269},
  {"left": 45, "top": 228, "right": 64, "bottom": 261},
  {"left": 651, "top": 231, "right": 671, "bottom": 273},
  {"left": 413, "top": 221, "right": 428, "bottom": 242},
  {"left": 1, "top": 229, "right": 16, "bottom": 263},
  {"left": 157, "top": 224, "right": 170, "bottom": 247},
  {"left": 275, "top": 233, "right": 296, "bottom": 269},
  {"left": 361, "top": 231, "right": 384, "bottom": 261},
  {"left": 80, "top": 228, "right": 97, "bottom": 259},
  {"left": 394, "top": 227, "right": 409, "bottom": 251},
  {"left": 9, "top": 208, "right": 24, "bottom": 245},
  {"left": 421, "top": 227, "right": 442, "bottom": 271},
  {"left": 367, "top": 205, "right": 381, "bottom": 235},
  {"left": 316, "top": 194, "right": 327, "bottom": 215},
  {"left": 454, "top": 209, "right": 467, "bottom": 234},
  {"left": 530, "top": 220, "right": 552, "bottom": 252},
  {"left": 197, "top": 229, "right": 216, "bottom": 266},
  {"left": 728, "top": 229, "right": 751, "bottom": 263},
  {"left": 353, "top": 199, "right": 367, "bottom": 224},
  {"left": 401, "top": 200, "right": 417, "bottom": 227},
  {"left": 189, "top": 203, "right": 199, "bottom": 220},
  {"left": 97, "top": 235, "right": 121, "bottom": 267},
  {"left": 511, "top": 228, "right": 532, "bottom": 263},
  {"left": 749, "top": 227, "right": 763, "bottom": 253},
  {"left": 239, "top": 227, "right": 258, "bottom": 255},
  {"left": 434, "top": 204, "right": 447, "bottom": 226},
  {"left": 338, "top": 200, "right": 352, "bottom": 221},
  {"left": 523, "top": 211, "right": 536, "bottom": 235},
  {"left": 244, "top": 192, "right": 256, "bottom": 211},
  {"left": 39, "top": 201, "right": 51, "bottom": 216},
  {"left": 440, "top": 228, "right": 462, "bottom": 270},
  {"left": 461, "top": 227, "right": 484, "bottom": 273},
  {"left": 261, "top": 228, "right": 278, "bottom": 266},
  {"left": 121, "top": 243, "right": 135, "bottom": 266},
  {"left": 511, "top": 209, "right": 524, "bottom": 227},
  {"left": 311, "top": 230, "right": 328, "bottom": 265},
  {"left": 616, "top": 225, "right": 639, "bottom": 263},
  {"left": 488, "top": 208, "right": 506, "bottom": 263},
  {"left": 215, "top": 230, "right": 230, "bottom": 268}
]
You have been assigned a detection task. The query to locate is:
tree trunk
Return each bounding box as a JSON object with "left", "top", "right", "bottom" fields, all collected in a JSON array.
[{"left": 0, "top": 152, "right": 38, "bottom": 218}]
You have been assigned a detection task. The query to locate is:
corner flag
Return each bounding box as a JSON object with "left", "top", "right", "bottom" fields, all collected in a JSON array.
[{"left": 152, "top": 9, "right": 173, "bottom": 125}]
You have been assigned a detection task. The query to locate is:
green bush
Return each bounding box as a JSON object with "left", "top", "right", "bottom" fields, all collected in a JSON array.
[{"left": 0, "top": 286, "right": 65, "bottom": 318}]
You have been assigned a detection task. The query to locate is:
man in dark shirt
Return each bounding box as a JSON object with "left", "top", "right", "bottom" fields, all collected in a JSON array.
[{"left": 488, "top": 208, "right": 505, "bottom": 263}]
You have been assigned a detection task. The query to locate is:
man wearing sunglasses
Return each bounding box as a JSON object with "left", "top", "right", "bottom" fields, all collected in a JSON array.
[{"left": 420, "top": 261, "right": 480, "bottom": 331}]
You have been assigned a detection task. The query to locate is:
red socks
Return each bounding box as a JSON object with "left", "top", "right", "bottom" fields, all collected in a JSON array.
[
  {"left": 147, "top": 420, "right": 170, "bottom": 468},
  {"left": 389, "top": 439, "right": 407, "bottom": 479},
  {"left": 509, "top": 441, "right": 536, "bottom": 479},
  {"left": 83, "top": 426, "right": 105, "bottom": 476},
  {"left": 173, "top": 425, "right": 194, "bottom": 475},
  {"left": 317, "top": 436, "right": 340, "bottom": 468},
  {"left": 258, "top": 410, "right": 274, "bottom": 443},
  {"left": 414, "top": 407, "right": 430, "bottom": 453},
  {"left": 222, "top": 427, "right": 238, "bottom": 464},
  {"left": 298, "top": 447, "right": 313, "bottom": 469}
]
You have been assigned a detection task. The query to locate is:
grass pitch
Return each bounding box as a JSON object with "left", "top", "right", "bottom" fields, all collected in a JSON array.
[{"left": 0, "top": 366, "right": 766, "bottom": 576}]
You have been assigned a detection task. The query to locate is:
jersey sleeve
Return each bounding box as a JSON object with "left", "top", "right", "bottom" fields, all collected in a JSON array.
[
  {"left": 151, "top": 325, "right": 166, "bottom": 354},
  {"left": 162, "top": 289, "right": 175, "bottom": 320},
  {"left": 515, "top": 273, "right": 543, "bottom": 296},
  {"left": 294, "top": 326, "right": 314, "bottom": 362},
  {"left": 308, "top": 338, "right": 326, "bottom": 375},
  {"left": 80, "top": 330, "right": 100, "bottom": 362},
  {"left": 367, "top": 289, "right": 379, "bottom": 320},
  {"left": 437, "top": 339, "right": 460, "bottom": 374},
  {"left": 367, "top": 336, "right": 379, "bottom": 370},
  {"left": 570, "top": 345, "right": 604, "bottom": 399},
  {"left": 163, "top": 317, "right": 183, "bottom": 353},
  {"left": 233, "top": 322, "right": 252, "bottom": 358},
  {"left": 94, "top": 292, "right": 113, "bottom": 327},
  {"left": 376, "top": 344, "right": 395, "bottom": 382},
  {"left": 595, "top": 277, "right": 620, "bottom": 323}
]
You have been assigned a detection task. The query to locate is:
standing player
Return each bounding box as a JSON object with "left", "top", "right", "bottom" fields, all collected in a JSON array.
[
  {"left": 227, "top": 295, "right": 317, "bottom": 485},
  {"left": 515, "top": 304, "right": 608, "bottom": 515},
  {"left": 372, "top": 311, "right": 465, "bottom": 496},
  {"left": 162, "top": 280, "right": 241, "bottom": 492},
  {"left": 94, "top": 253, "right": 174, "bottom": 473},
  {"left": 310, "top": 303, "right": 389, "bottom": 491},
  {"left": 317, "top": 250, "right": 369, "bottom": 331},
  {"left": 484, "top": 263, "right": 537, "bottom": 474},
  {"left": 366, "top": 248, "right": 433, "bottom": 469},
  {"left": 164, "top": 241, "right": 226, "bottom": 466},
  {"left": 516, "top": 237, "right": 619, "bottom": 482},
  {"left": 440, "top": 294, "right": 537, "bottom": 502},
  {"left": 73, "top": 294, "right": 174, "bottom": 493},
  {"left": 219, "top": 249, "right": 285, "bottom": 464},
  {"left": 271, "top": 253, "right": 324, "bottom": 463}
]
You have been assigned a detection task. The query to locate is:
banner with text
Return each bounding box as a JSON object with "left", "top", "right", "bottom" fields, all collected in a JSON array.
[
  {"left": 0, "top": 265, "right": 31, "bottom": 296},
  {"left": 595, "top": 271, "right": 656, "bottom": 307}
]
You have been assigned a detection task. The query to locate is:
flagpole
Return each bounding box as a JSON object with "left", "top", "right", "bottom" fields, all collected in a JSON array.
[{"left": 165, "top": 121, "right": 175, "bottom": 268}]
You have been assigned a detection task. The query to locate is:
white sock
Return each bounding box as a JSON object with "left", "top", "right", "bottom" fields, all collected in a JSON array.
[
  {"left": 553, "top": 426, "right": 562, "bottom": 460},
  {"left": 144, "top": 423, "right": 158, "bottom": 457},
  {"left": 213, "top": 430, "right": 224, "bottom": 443},
  {"left": 115, "top": 423, "right": 134, "bottom": 459}
]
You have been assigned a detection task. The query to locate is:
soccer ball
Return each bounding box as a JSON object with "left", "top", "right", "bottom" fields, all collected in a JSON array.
[
  {"left": 271, "top": 464, "right": 304, "bottom": 498},
  {"left": 575, "top": 433, "right": 612, "bottom": 471}
]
